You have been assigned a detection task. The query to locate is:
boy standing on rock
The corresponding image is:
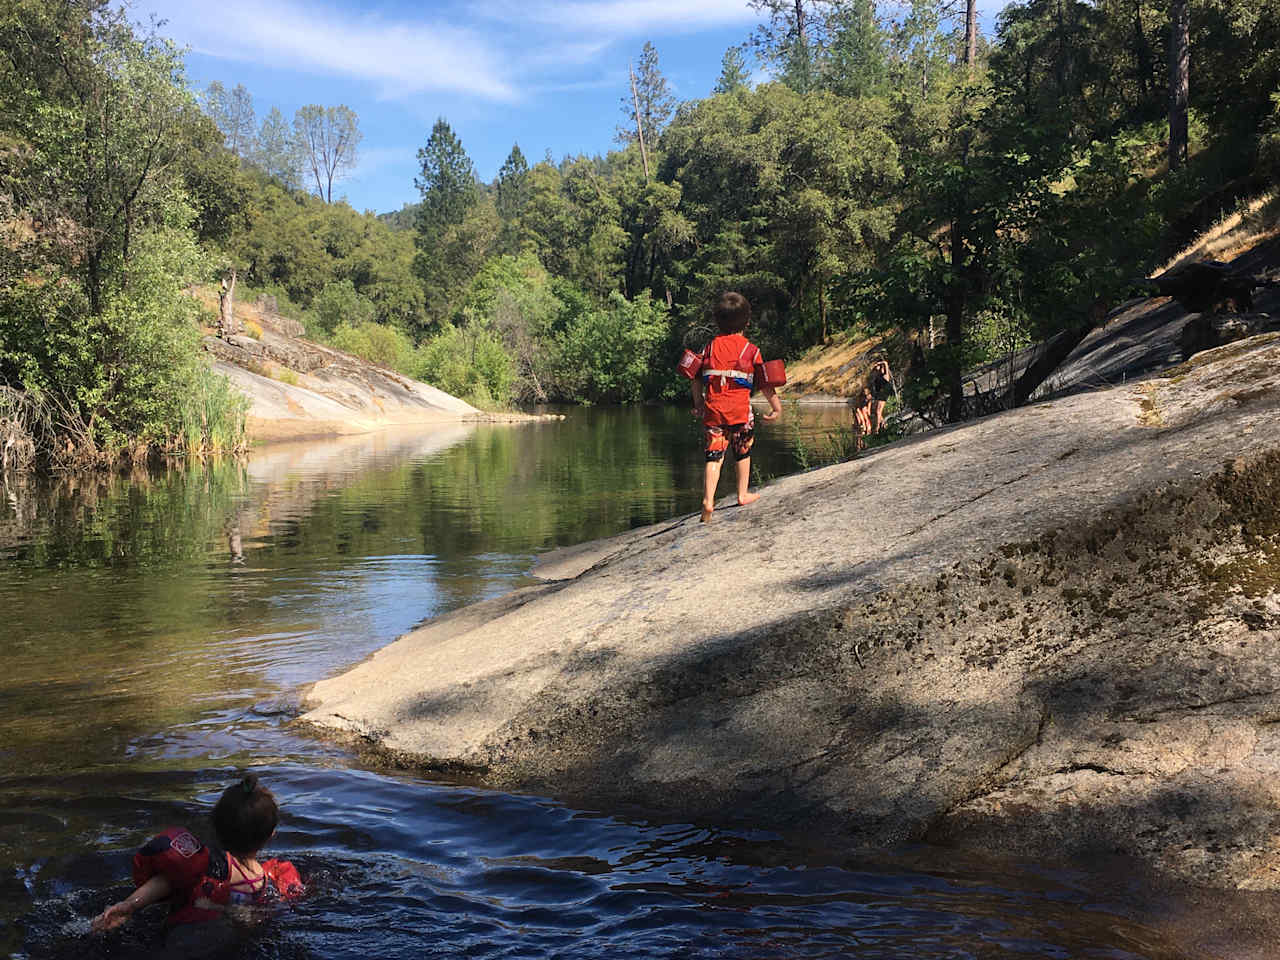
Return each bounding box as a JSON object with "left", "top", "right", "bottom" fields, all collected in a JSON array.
[{"left": 691, "top": 292, "right": 782, "bottom": 522}]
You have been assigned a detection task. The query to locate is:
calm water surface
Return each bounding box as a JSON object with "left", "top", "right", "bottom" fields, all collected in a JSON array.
[{"left": 1, "top": 406, "right": 1187, "bottom": 958}]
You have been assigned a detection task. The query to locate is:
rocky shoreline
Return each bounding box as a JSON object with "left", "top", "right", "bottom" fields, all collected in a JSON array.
[
  {"left": 204, "top": 326, "right": 559, "bottom": 445},
  {"left": 300, "top": 331, "right": 1280, "bottom": 904}
]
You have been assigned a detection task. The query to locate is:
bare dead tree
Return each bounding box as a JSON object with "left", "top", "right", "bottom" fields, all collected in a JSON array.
[{"left": 293, "top": 104, "right": 362, "bottom": 202}]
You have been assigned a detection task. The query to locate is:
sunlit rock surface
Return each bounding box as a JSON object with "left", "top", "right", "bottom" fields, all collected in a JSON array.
[{"left": 302, "top": 329, "right": 1280, "bottom": 892}]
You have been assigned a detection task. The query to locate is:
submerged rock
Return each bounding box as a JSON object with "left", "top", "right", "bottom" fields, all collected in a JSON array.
[{"left": 301, "top": 333, "right": 1280, "bottom": 893}]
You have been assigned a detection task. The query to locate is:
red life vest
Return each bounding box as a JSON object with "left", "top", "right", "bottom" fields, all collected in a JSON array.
[
  {"left": 698, "top": 334, "right": 763, "bottom": 425},
  {"left": 131, "top": 827, "right": 304, "bottom": 926}
]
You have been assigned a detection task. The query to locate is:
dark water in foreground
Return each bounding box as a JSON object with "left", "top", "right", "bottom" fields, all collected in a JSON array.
[{"left": 1, "top": 406, "right": 1188, "bottom": 958}]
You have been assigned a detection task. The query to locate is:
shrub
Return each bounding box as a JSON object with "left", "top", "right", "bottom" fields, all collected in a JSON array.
[
  {"left": 331, "top": 321, "right": 417, "bottom": 374},
  {"left": 552, "top": 290, "right": 671, "bottom": 403},
  {"left": 414, "top": 320, "right": 516, "bottom": 409},
  {"left": 312, "top": 279, "right": 376, "bottom": 334}
]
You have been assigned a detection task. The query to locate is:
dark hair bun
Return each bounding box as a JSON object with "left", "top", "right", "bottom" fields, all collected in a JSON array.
[{"left": 213, "top": 772, "right": 279, "bottom": 856}]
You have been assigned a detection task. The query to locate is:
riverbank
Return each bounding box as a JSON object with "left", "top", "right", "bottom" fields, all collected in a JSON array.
[
  {"left": 198, "top": 294, "right": 560, "bottom": 445},
  {"left": 301, "top": 324, "right": 1280, "bottom": 912}
]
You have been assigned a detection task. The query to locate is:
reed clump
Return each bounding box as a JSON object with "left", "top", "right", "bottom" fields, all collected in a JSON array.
[{"left": 178, "top": 367, "right": 250, "bottom": 458}]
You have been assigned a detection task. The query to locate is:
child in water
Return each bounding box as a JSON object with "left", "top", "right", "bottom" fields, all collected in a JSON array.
[
  {"left": 691, "top": 292, "right": 782, "bottom": 522},
  {"left": 92, "top": 773, "right": 303, "bottom": 938}
]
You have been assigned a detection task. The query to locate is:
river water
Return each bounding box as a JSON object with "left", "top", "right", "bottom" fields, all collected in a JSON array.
[{"left": 0, "top": 406, "right": 1190, "bottom": 958}]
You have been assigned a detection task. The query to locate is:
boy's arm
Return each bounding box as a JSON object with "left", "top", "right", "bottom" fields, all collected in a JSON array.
[
  {"left": 690, "top": 377, "right": 705, "bottom": 419},
  {"left": 92, "top": 874, "right": 173, "bottom": 932},
  {"left": 760, "top": 386, "right": 782, "bottom": 421}
]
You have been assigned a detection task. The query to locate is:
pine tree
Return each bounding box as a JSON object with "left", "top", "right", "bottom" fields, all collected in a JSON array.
[
  {"left": 495, "top": 143, "right": 530, "bottom": 223},
  {"left": 824, "top": 0, "right": 888, "bottom": 97},
  {"left": 617, "top": 41, "right": 677, "bottom": 148},
  {"left": 414, "top": 118, "right": 478, "bottom": 239},
  {"left": 714, "top": 47, "right": 752, "bottom": 94}
]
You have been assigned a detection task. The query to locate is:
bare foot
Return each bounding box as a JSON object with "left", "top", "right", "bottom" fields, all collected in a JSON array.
[
  {"left": 700, "top": 506, "right": 714, "bottom": 523},
  {"left": 738, "top": 491, "right": 760, "bottom": 506}
]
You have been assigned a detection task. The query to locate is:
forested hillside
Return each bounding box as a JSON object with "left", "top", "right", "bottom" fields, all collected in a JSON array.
[{"left": 3, "top": 0, "right": 1278, "bottom": 466}]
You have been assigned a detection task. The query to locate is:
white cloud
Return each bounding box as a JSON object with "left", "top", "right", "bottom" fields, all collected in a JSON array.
[
  {"left": 143, "top": 0, "right": 519, "bottom": 100},
  {"left": 482, "top": 0, "right": 759, "bottom": 33},
  {"left": 139, "top": 0, "right": 770, "bottom": 106}
]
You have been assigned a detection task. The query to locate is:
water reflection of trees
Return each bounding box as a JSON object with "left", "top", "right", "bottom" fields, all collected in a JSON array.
[{"left": 0, "top": 460, "right": 250, "bottom": 565}]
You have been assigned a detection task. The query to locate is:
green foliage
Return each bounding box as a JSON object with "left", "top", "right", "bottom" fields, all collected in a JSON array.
[
  {"left": 414, "top": 117, "right": 483, "bottom": 319},
  {"left": 618, "top": 41, "right": 676, "bottom": 147},
  {"left": 202, "top": 81, "right": 256, "bottom": 159},
  {"left": 415, "top": 118, "right": 479, "bottom": 236},
  {"left": 253, "top": 106, "right": 302, "bottom": 189},
  {"left": 660, "top": 83, "right": 901, "bottom": 353},
  {"left": 416, "top": 321, "right": 516, "bottom": 409},
  {"left": 0, "top": 3, "right": 246, "bottom": 459},
  {"left": 313, "top": 278, "right": 376, "bottom": 334},
  {"left": 553, "top": 290, "right": 671, "bottom": 404},
  {"left": 714, "top": 47, "right": 752, "bottom": 94},
  {"left": 179, "top": 364, "right": 249, "bottom": 455},
  {"left": 495, "top": 143, "right": 530, "bottom": 225},
  {"left": 331, "top": 321, "right": 417, "bottom": 373},
  {"left": 233, "top": 176, "right": 427, "bottom": 332}
]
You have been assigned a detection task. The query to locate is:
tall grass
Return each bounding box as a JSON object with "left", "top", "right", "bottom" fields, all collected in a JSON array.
[
  {"left": 179, "top": 367, "right": 249, "bottom": 456},
  {"left": 0, "top": 386, "right": 50, "bottom": 476}
]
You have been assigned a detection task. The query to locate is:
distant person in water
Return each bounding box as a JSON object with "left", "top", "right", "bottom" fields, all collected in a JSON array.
[
  {"left": 691, "top": 292, "right": 782, "bottom": 522},
  {"left": 853, "top": 387, "right": 873, "bottom": 451},
  {"left": 868, "top": 358, "right": 893, "bottom": 434},
  {"left": 92, "top": 773, "right": 303, "bottom": 950}
]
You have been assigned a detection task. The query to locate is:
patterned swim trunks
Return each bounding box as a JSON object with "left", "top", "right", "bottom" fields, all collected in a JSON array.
[{"left": 704, "top": 417, "right": 755, "bottom": 463}]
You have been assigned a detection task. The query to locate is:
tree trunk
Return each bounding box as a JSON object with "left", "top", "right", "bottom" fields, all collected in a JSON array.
[
  {"left": 1168, "top": 0, "right": 1189, "bottom": 170},
  {"left": 946, "top": 220, "right": 966, "bottom": 422},
  {"left": 1132, "top": 0, "right": 1153, "bottom": 102},
  {"left": 629, "top": 62, "right": 650, "bottom": 179},
  {"left": 965, "top": 0, "right": 978, "bottom": 71},
  {"left": 218, "top": 268, "right": 238, "bottom": 338},
  {"left": 819, "top": 281, "right": 828, "bottom": 342}
]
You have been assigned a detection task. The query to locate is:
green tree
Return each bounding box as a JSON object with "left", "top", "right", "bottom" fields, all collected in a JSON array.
[
  {"left": 413, "top": 118, "right": 482, "bottom": 321},
  {"left": 749, "top": 0, "right": 826, "bottom": 92},
  {"left": 313, "top": 278, "right": 375, "bottom": 333},
  {"left": 253, "top": 106, "right": 301, "bottom": 189},
  {"left": 553, "top": 290, "right": 671, "bottom": 404},
  {"left": 824, "top": 0, "right": 888, "bottom": 97},
  {"left": 618, "top": 41, "right": 677, "bottom": 148},
  {"left": 660, "top": 83, "right": 900, "bottom": 350},
  {"left": 495, "top": 142, "right": 530, "bottom": 253},
  {"left": 0, "top": 0, "right": 243, "bottom": 454},
  {"left": 203, "top": 81, "right": 256, "bottom": 158},
  {"left": 415, "top": 118, "right": 479, "bottom": 236},
  {"left": 714, "top": 47, "right": 752, "bottom": 94}
]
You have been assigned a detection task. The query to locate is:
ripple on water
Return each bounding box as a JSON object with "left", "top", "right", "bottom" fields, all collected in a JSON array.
[
  {"left": 0, "top": 414, "right": 1198, "bottom": 959},
  {"left": 5, "top": 764, "right": 1187, "bottom": 960}
]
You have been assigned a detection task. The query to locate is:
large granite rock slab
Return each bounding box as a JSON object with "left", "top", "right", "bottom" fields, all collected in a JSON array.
[{"left": 302, "top": 333, "right": 1280, "bottom": 893}]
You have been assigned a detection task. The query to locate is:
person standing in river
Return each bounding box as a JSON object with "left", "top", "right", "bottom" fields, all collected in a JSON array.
[
  {"left": 691, "top": 292, "right": 782, "bottom": 522},
  {"left": 868, "top": 358, "right": 893, "bottom": 434}
]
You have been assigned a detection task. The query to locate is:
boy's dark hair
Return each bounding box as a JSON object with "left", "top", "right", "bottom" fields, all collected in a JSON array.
[
  {"left": 713, "top": 292, "right": 751, "bottom": 334},
  {"left": 212, "top": 773, "right": 279, "bottom": 856}
]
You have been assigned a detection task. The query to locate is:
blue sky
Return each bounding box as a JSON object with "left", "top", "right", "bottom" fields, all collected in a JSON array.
[{"left": 138, "top": 0, "right": 1002, "bottom": 216}]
